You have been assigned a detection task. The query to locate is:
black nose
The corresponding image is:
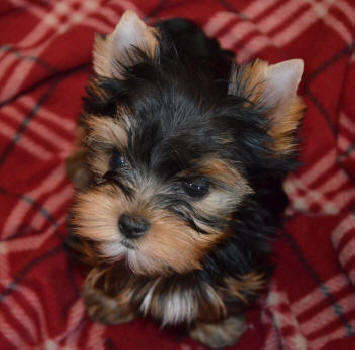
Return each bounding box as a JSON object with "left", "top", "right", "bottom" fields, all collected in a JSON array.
[{"left": 118, "top": 213, "right": 150, "bottom": 239}]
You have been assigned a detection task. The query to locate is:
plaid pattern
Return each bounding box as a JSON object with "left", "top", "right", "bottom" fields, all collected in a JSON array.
[{"left": 0, "top": 0, "right": 354, "bottom": 349}]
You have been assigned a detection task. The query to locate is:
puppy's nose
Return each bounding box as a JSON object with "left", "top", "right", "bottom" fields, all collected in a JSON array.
[{"left": 118, "top": 213, "right": 150, "bottom": 239}]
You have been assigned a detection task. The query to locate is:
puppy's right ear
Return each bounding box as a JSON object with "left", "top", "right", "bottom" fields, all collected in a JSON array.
[{"left": 93, "top": 11, "right": 159, "bottom": 78}]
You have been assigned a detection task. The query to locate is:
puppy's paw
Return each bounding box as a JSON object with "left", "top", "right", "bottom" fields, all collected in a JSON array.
[
  {"left": 189, "top": 314, "right": 246, "bottom": 348},
  {"left": 83, "top": 286, "right": 135, "bottom": 325}
]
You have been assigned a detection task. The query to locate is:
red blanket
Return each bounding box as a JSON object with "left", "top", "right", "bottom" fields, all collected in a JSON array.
[{"left": 0, "top": 1, "right": 354, "bottom": 349}]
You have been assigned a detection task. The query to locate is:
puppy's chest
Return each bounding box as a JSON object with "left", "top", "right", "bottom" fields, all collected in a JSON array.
[
  {"left": 139, "top": 278, "right": 197, "bottom": 325},
  {"left": 128, "top": 275, "right": 227, "bottom": 325}
]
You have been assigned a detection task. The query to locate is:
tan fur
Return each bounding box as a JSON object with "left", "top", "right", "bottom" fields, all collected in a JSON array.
[
  {"left": 196, "top": 157, "right": 250, "bottom": 190},
  {"left": 189, "top": 314, "right": 246, "bottom": 348},
  {"left": 229, "top": 59, "right": 267, "bottom": 105},
  {"left": 138, "top": 212, "right": 222, "bottom": 274},
  {"left": 230, "top": 59, "right": 305, "bottom": 153},
  {"left": 66, "top": 127, "right": 91, "bottom": 189},
  {"left": 84, "top": 268, "right": 136, "bottom": 324},
  {"left": 83, "top": 285, "right": 136, "bottom": 325},
  {"left": 193, "top": 157, "right": 253, "bottom": 218},
  {"left": 83, "top": 115, "right": 129, "bottom": 177},
  {"left": 72, "top": 185, "right": 128, "bottom": 242},
  {"left": 223, "top": 272, "right": 266, "bottom": 303},
  {"left": 66, "top": 148, "right": 90, "bottom": 189},
  {"left": 85, "top": 115, "right": 128, "bottom": 149},
  {"left": 269, "top": 95, "right": 305, "bottom": 153},
  {"left": 195, "top": 283, "right": 227, "bottom": 323}
]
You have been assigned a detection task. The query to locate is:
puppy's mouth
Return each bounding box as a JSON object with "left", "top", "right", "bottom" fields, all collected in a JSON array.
[{"left": 120, "top": 239, "right": 136, "bottom": 250}]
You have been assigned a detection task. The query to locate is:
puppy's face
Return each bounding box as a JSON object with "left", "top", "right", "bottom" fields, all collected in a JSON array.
[
  {"left": 73, "top": 111, "right": 253, "bottom": 275},
  {"left": 71, "top": 11, "right": 304, "bottom": 276}
]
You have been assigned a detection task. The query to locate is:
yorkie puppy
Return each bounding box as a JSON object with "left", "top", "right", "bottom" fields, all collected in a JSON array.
[{"left": 66, "top": 11, "right": 304, "bottom": 348}]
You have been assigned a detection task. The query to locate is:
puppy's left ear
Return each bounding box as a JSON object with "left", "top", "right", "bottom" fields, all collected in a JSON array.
[
  {"left": 229, "top": 59, "right": 305, "bottom": 154},
  {"left": 93, "top": 11, "right": 159, "bottom": 78}
]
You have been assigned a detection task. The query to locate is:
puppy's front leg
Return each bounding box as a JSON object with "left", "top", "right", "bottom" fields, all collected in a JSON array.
[
  {"left": 83, "top": 284, "right": 136, "bottom": 325},
  {"left": 189, "top": 314, "right": 246, "bottom": 348}
]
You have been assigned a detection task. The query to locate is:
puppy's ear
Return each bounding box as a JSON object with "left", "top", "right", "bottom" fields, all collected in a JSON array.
[
  {"left": 229, "top": 59, "right": 305, "bottom": 153},
  {"left": 93, "top": 11, "right": 159, "bottom": 78}
]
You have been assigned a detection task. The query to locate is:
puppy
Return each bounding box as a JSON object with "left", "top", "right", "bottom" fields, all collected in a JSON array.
[{"left": 66, "top": 11, "right": 304, "bottom": 348}]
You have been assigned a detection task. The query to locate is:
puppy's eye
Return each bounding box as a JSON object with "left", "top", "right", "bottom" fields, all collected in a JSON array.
[
  {"left": 183, "top": 177, "right": 209, "bottom": 198},
  {"left": 109, "top": 151, "right": 126, "bottom": 169}
]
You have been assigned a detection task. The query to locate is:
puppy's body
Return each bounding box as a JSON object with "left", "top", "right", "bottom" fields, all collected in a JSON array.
[{"left": 67, "top": 12, "right": 304, "bottom": 348}]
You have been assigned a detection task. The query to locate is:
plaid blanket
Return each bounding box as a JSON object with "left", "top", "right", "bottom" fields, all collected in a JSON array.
[{"left": 0, "top": 1, "right": 354, "bottom": 349}]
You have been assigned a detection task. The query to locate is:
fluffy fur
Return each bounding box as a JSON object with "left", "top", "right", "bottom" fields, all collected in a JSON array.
[{"left": 66, "top": 11, "right": 305, "bottom": 348}]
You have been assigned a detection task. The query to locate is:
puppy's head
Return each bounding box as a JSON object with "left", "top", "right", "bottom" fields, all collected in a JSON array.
[{"left": 71, "top": 11, "right": 304, "bottom": 277}]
